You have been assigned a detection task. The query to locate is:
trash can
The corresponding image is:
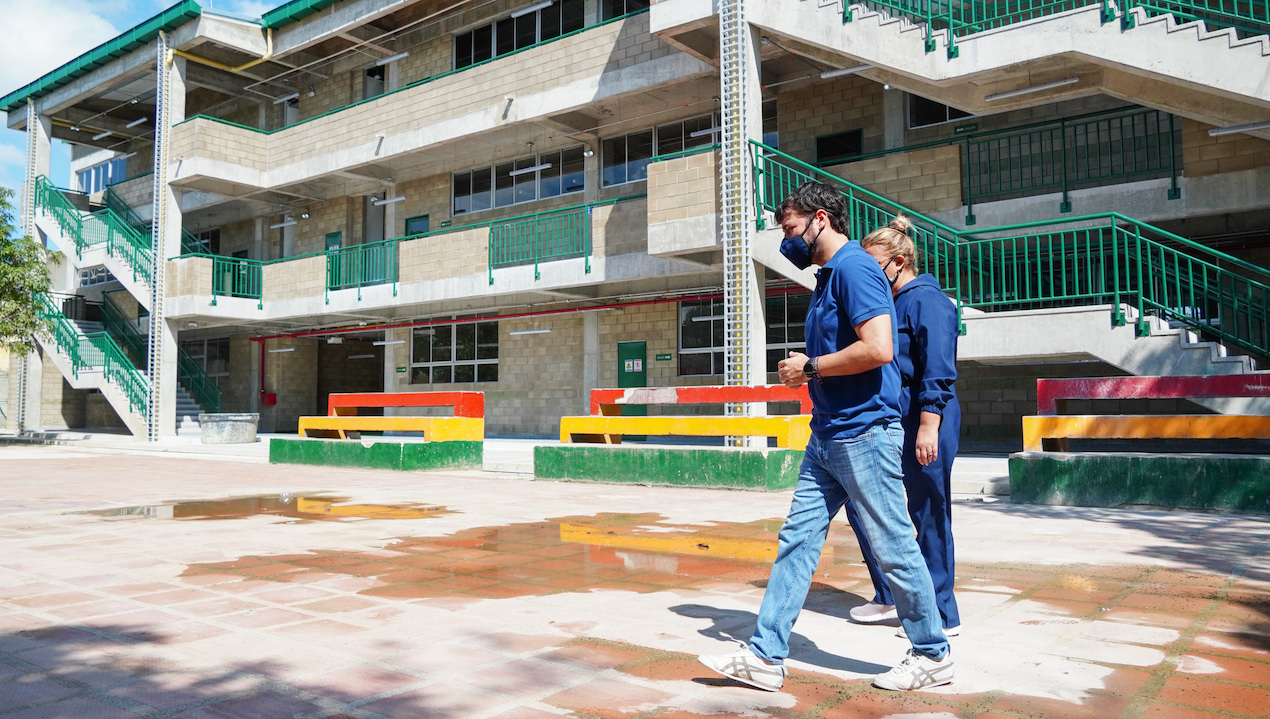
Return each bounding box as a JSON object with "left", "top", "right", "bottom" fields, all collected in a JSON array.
[{"left": 199, "top": 413, "right": 260, "bottom": 444}]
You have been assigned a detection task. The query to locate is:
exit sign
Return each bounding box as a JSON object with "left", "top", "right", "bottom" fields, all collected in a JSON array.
[
  {"left": 655, "top": 353, "right": 672, "bottom": 361},
  {"left": 954, "top": 123, "right": 979, "bottom": 134}
]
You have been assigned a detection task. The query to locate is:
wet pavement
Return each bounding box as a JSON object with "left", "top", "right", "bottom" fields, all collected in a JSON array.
[{"left": 0, "top": 446, "right": 1267, "bottom": 718}]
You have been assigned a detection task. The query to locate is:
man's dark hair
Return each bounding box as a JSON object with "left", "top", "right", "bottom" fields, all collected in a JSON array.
[{"left": 775, "top": 181, "right": 850, "bottom": 235}]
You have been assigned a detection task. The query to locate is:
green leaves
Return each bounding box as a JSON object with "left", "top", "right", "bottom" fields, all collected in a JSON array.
[{"left": 0, "top": 187, "right": 56, "bottom": 355}]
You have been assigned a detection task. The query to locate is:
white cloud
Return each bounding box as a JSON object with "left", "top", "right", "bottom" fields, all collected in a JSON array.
[
  {"left": 0, "top": 0, "right": 120, "bottom": 96},
  {"left": 213, "top": 0, "right": 272, "bottom": 19},
  {"left": 0, "top": 141, "right": 24, "bottom": 170}
]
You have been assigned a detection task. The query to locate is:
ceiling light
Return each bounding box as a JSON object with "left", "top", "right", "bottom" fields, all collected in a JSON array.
[
  {"left": 691, "top": 315, "right": 723, "bottom": 322},
  {"left": 509, "top": 328, "right": 552, "bottom": 335},
  {"left": 689, "top": 126, "right": 721, "bottom": 138},
  {"left": 1207, "top": 120, "right": 1270, "bottom": 137},
  {"left": 372, "top": 339, "right": 406, "bottom": 346},
  {"left": 118, "top": 152, "right": 137, "bottom": 160},
  {"left": 984, "top": 77, "right": 1080, "bottom": 102},
  {"left": 819, "top": 64, "right": 873, "bottom": 80},
  {"left": 125, "top": 117, "right": 148, "bottom": 128},
  {"left": 582, "top": 148, "right": 594, "bottom": 157},
  {"left": 270, "top": 217, "right": 297, "bottom": 229},
  {"left": 511, "top": 1, "right": 552, "bottom": 18},
  {"left": 327, "top": 337, "right": 343, "bottom": 344},
  {"left": 300, "top": 211, "right": 309, "bottom": 219},
  {"left": 268, "top": 347, "right": 295, "bottom": 353},
  {"left": 371, "top": 195, "right": 406, "bottom": 206},
  {"left": 508, "top": 163, "right": 551, "bottom": 177},
  {"left": 92, "top": 130, "right": 113, "bottom": 140},
  {"left": 273, "top": 92, "right": 300, "bottom": 104},
  {"left": 348, "top": 353, "right": 376, "bottom": 359},
  {"left": 376, "top": 51, "right": 410, "bottom": 66}
]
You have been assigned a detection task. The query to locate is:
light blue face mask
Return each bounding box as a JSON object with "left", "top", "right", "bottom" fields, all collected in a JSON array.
[{"left": 779, "top": 215, "right": 822, "bottom": 270}]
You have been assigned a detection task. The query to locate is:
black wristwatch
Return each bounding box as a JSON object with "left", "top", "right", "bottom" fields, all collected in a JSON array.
[{"left": 804, "top": 356, "right": 821, "bottom": 381}]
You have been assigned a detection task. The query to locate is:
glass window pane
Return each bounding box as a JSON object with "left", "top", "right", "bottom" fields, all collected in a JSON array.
[
  {"left": 433, "top": 365, "right": 452, "bottom": 384},
  {"left": 683, "top": 115, "right": 715, "bottom": 149},
  {"left": 495, "top": 162, "right": 515, "bottom": 207},
  {"left": 454, "top": 364, "right": 475, "bottom": 383},
  {"left": 713, "top": 351, "right": 725, "bottom": 375},
  {"left": 561, "top": 146, "right": 585, "bottom": 193},
  {"left": 433, "top": 325, "right": 452, "bottom": 362},
  {"left": 628, "top": 130, "right": 653, "bottom": 182},
  {"left": 496, "top": 17, "right": 515, "bottom": 56},
  {"left": 473, "top": 24, "right": 493, "bottom": 63},
  {"left": 815, "top": 129, "right": 863, "bottom": 164},
  {"left": 602, "top": 136, "right": 625, "bottom": 186},
  {"left": 412, "top": 366, "right": 431, "bottom": 384},
  {"left": 514, "top": 157, "right": 536, "bottom": 203},
  {"left": 787, "top": 294, "right": 810, "bottom": 343},
  {"left": 679, "top": 301, "right": 712, "bottom": 349},
  {"left": 679, "top": 352, "right": 711, "bottom": 376},
  {"left": 656, "top": 121, "right": 683, "bottom": 157},
  {"left": 767, "top": 348, "right": 784, "bottom": 373},
  {"left": 516, "top": 14, "right": 537, "bottom": 48},
  {"left": 477, "top": 363, "right": 499, "bottom": 382},
  {"left": 540, "top": 1, "right": 562, "bottom": 39},
  {"left": 456, "top": 32, "right": 473, "bottom": 69},
  {"left": 456, "top": 323, "right": 476, "bottom": 361},
  {"left": 412, "top": 328, "right": 432, "bottom": 362},
  {"left": 539, "top": 150, "right": 562, "bottom": 198},
  {"left": 766, "top": 297, "right": 785, "bottom": 344},
  {"left": 452, "top": 172, "right": 471, "bottom": 215},
  {"left": 562, "top": 0, "right": 585, "bottom": 32},
  {"left": 477, "top": 322, "right": 499, "bottom": 359},
  {"left": 471, "top": 167, "right": 492, "bottom": 211}
]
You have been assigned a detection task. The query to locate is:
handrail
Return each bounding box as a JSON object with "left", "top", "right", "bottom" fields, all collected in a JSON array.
[
  {"left": 326, "top": 240, "right": 399, "bottom": 302},
  {"left": 489, "top": 205, "right": 592, "bottom": 283},
  {"left": 750, "top": 140, "right": 1270, "bottom": 358},
  {"left": 100, "top": 293, "right": 147, "bottom": 369},
  {"left": 176, "top": 347, "right": 223, "bottom": 413},
  {"left": 173, "top": 8, "right": 651, "bottom": 135},
  {"left": 34, "top": 177, "right": 154, "bottom": 286},
  {"left": 37, "top": 294, "right": 149, "bottom": 419},
  {"left": 650, "top": 144, "right": 721, "bottom": 163}
]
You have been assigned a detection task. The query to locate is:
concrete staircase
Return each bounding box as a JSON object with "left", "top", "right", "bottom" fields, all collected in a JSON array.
[
  {"left": 175, "top": 386, "right": 203, "bottom": 437},
  {"left": 33, "top": 208, "right": 153, "bottom": 313},
  {"left": 33, "top": 329, "right": 149, "bottom": 437}
]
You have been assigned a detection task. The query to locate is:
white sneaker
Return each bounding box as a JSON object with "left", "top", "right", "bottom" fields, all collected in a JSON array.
[
  {"left": 896, "top": 625, "right": 960, "bottom": 638},
  {"left": 849, "top": 601, "right": 897, "bottom": 623},
  {"left": 698, "top": 647, "right": 787, "bottom": 691},
  {"left": 872, "top": 648, "right": 955, "bottom": 691}
]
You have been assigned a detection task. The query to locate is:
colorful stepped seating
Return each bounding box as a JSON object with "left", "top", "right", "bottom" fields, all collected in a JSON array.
[
  {"left": 1022, "top": 375, "right": 1270, "bottom": 450},
  {"left": 298, "top": 391, "right": 485, "bottom": 440},
  {"left": 561, "top": 384, "right": 811, "bottom": 449}
]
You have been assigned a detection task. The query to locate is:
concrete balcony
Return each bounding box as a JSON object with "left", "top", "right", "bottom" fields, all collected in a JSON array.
[{"left": 169, "top": 12, "right": 711, "bottom": 199}]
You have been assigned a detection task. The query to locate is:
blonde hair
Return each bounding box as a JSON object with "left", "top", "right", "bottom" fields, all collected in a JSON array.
[{"left": 860, "top": 214, "right": 918, "bottom": 272}]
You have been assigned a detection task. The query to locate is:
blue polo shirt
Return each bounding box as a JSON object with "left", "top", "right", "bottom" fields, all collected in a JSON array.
[{"left": 805, "top": 241, "right": 903, "bottom": 439}]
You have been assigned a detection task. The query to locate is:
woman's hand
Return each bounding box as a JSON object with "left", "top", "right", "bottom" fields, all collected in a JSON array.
[{"left": 915, "top": 411, "right": 941, "bottom": 466}]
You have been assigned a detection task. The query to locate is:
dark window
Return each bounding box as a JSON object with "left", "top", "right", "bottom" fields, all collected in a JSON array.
[
  {"left": 196, "top": 228, "right": 220, "bottom": 255},
  {"left": 455, "top": 0, "right": 585, "bottom": 70},
  {"left": 602, "top": 0, "right": 650, "bottom": 20},
  {"left": 453, "top": 146, "right": 585, "bottom": 213},
  {"left": 816, "top": 129, "right": 863, "bottom": 164},
  {"left": 602, "top": 130, "right": 653, "bottom": 186},
  {"left": 908, "top": 94, "right": 973, "bottom": 129},
  {"left": 679, "top": 292, "right": 810, "bottom": 376},
  {"left": 404, "top": 215, "right": 430, "bottom": 236},
  {"left": 762, "top": 99, "right": 778, "bottom": 149},
  {"left": 411, "top": 321, "right": 499, "bottom": 384}
]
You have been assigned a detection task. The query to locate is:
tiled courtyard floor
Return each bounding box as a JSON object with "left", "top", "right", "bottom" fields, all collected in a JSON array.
[{"left": 0, "top": 445, "right": 1267, "bottom": 718}]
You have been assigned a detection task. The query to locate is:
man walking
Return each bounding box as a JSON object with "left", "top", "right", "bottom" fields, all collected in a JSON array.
[{"left": 698, "top": 182, "right": 952, "bottom": 692}]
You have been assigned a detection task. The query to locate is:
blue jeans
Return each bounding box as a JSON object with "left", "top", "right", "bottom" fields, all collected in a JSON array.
[{"left": 749, "top": 424, "right": 949, "bottom": 662}]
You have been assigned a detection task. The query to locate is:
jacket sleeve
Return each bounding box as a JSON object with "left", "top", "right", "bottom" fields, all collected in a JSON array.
[{"left": 912, "top": 290, "right": 959, "bottom": 415}]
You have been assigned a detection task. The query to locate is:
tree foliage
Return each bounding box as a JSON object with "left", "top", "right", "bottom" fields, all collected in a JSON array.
[{"left": 0, "top": 187, "right": 56, "bottom": 355}]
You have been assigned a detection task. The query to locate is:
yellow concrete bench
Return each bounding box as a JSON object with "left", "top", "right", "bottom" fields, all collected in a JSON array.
[
  {"left": 559, "top": 415, "right": 811, "bottom": 449},
  {"left": 298, "top": 416, "right": 484, "bottom": 441},
  {"left": 1022, "top": 415, "right": 1270, "bottom": 451}
]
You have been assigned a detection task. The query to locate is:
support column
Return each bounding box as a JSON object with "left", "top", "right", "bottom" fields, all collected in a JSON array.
[
  {"left": 883, "top": 87, "right": 905, "bottom": 150},
  {"left": 582, "top": 311, "right": 599, "bottom": 414},
  {"left": 17, "top": 101, "right": 53, "bottom": 434},
  {"left": 147, "top": 36, "right": 186, "bottom": 439},
  {"left": 719, "top": 3, "right": 768, "bottom": 445}
]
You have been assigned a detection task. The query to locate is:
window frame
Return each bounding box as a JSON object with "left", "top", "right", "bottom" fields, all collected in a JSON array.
[
  {"left": 451, "top": 145, "right": 585, "bottom": 216},
  {"left": 454, "top": 0, "right": 585, "bottom": 71},
  {"left": 601, "top": 112, "right": 719, "bottom": 188},
  {"left": 409, "top": 319, "right": 500, "bottom": 385},
  {"left": 677, "top": 292, "right": 810, "bottom": 377},
  {"left": 815, "top": 129, "right": 864, "bottom": 165},
  {"left": 906, "top": 93, "right": 974, "bottom": 130}
]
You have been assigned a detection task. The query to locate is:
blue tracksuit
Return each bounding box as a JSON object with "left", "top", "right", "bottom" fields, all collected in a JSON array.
[{"left": 844, "top": 274, "right": 961, "bottom": 628}]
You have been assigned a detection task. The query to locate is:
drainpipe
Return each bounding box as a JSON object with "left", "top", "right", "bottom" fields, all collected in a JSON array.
[{"left": 172, "top": 28, "right": 274, "bottom": 73}]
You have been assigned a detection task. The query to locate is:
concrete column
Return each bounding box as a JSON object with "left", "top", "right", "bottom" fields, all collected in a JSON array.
[
  {"left": 583, "top": 148, "right": 600, "bottom": 203},
  {"left": 281, "top": 223, "right": 295, "bottom": 257},
  {"left": 22, "top": 349, "right": 43, "bottom": 431},
  {"left": 253, "top": 217, "right": 266, "bottom": 260},
  {"left": 18, "top": 103, "right": 53, "bottom": 435},
  {"left": 883, "top": 86, "right": 905, "bottom": 150},
  {"left": 582, "top": 311, "right": 599, "bottom": 414},
  {"left": 383, "top": 329, "right": 402, "bottom": 415},
  {"left": 384, "top": 184, "right": 399, "bottom": 237}
]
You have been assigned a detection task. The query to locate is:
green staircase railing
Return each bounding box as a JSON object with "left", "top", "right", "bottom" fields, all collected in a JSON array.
[
  {"left": 34, "top": 177, "right": 153, "bottom": 286},
  {"left": 103, "top": 185, "right": 204, "bottom": 255},
  {"left": 101, "top": 292, "right": 221, "bottom": 413},
  {"left": 751, "top": 140, "right": 1270, "bottom": 360},
  {"left": 489, "top": 205, "right": 592, "bottom": 282},
  {"left": 100, "top": 293, "right": 147, "bottom": 368},
  {"left": 845, "top": 0, "right": 1270, "bottom": 57},
  {"left": 176, "top": 347, "right": 223, "bottom": 414},
  {"left": 37, "top": 294, "right": 149, "bottom": 419}
]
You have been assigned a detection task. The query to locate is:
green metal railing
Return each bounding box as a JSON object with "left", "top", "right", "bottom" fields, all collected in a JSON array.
[
  {"left": 963, "top": 107, "right": 1180, "bottom": 223},
  {"left": 34, "top": 177, "right": 154, "bottom": 286},
  {"left": 751, "top": 140, "right": 1270, "bottom": 359},
  {"left": 176, "top": 347, "right": 222, "bottom": 413},
  {"left": 104, "top": 185, "right": 205, "bottom": 255},
  {"left": 326, "top": 239, "right": 398, "bottom": 302},
  {"left": 100, "top": 293, "right": 146, "bottom": 368},
  {"left": 209, "top": 255, "right": 265, "bottom": 307},
  {"left": 489, "top": 205, "right": 592, "bottom": 282},
  {"left": 845, "top": 0, "right": 1270, "bottom": 57},
  {"left": 37, "top": 295, "right": 149, "bottom": 419}
]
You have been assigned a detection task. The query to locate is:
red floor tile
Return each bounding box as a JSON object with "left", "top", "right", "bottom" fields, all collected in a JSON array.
[
  {"left": 543, "top": 677, "right": 676, "bottom": 717},
  {"left": 1156, "top": 674, "right": 1270, "bottom": 714}
]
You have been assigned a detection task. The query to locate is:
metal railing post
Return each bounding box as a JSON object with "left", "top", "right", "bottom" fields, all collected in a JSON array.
[{"left": 1059, "top": 118, "right": 1072, "bottom": 213}]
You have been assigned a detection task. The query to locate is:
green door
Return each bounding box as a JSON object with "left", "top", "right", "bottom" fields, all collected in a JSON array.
[{"left": 617, "top": 341, "right": 647, "bottom": 419}]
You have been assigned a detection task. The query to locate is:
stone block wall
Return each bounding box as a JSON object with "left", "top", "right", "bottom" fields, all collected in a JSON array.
[
  {"left": 110, "top": 174, "right": 152, "bottom": 210},
  {"left": 214, "top": 218, "right": 258, "bottom": 258},
  {"left": 594, "top": 198, "right": 648, "bottom": 257},
  {"left": 262, "top": 256, "right": 326, "bottom": 302},
  {"left": 86, "top": 392, "right": 125, "bottom": 430},
  {"left": 259, "top": 337, "right": 318, "bottom": 433},
  {"left": 1182, "top": 118, "right": 1270, "bottom": 177},
  {"left": 399, "top": 227, "right": 488, "bottom": 282},
  {"left": 39, "top": 352, "right": 85, "bottom": 429},
  {"left": 166, "top": 257, "right": 213, "bottom": 300},
  {"left": 823, "top": 145, "right": 962, "bottom": 214},
  {"left": 647, "top": 150, "right": 718, "bottom": 225},
  {"left": 777, "top": 75, "right": 884, "bottom": 165},
  {"left": 169, "top": 118, "right": 268, "bottom": 171}
]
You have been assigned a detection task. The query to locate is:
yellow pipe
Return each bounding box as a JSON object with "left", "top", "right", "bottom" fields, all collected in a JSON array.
[{"left": 173, "top": 28, "right": 274, "bottom": 73}]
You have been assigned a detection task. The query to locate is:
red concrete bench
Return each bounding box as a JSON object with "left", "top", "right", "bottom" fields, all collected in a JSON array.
[
  {"left": 1036, "top": 376, "right": 1270, "bottom": 415},
  {"left": 327, "top": 391, "right": 485, "bottom": 417}
]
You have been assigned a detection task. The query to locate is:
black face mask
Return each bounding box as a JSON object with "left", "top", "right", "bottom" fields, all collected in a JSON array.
[
  {"left": 779, "top": 215, "right": 824, "bottom": 270},
  {"left": 880, "top": 256, "right": 901, "bottom": 286}
]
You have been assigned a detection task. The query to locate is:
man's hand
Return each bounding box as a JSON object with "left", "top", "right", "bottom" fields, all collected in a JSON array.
[
  {"left": 777, "top": 351, "right": 810, "bottom": 388},
  {"left": 915, "top": 411, "right": 941, "bottom": 465}
]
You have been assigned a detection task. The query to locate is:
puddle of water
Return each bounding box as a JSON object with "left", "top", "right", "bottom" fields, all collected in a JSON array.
[
  {"left": 80, "top": 494, "right": 452, "bottom": 522},
  {"left": 182, "top": 513, "right": 861, "bottom": 600}
]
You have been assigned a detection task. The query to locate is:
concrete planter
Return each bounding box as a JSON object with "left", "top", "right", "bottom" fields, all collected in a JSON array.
[{"left": 199, "top": 413, "right": 260, "bottom": 444}]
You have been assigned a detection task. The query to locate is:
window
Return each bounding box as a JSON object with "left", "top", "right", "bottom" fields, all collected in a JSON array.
[
  {"left": 411, "top": 320, "right": 499, "bottom": 384},
  {"left": 364, "top": 66, "right": 386, "bottom": 100},
  {"left": 79, "top": 266, "right": 116, "bottom": 287},
  {"left": 455, "top": 0, "right": 585, "bottom": 70},
  {"left": 76, "top": 157, "right": 127, "bottom": 194},
  {"left": 602, "top": 113, "right": 717, "bottom": 186},
  {"left": 678, "top": 291, "right": 811, "bottom": 376},
  {"left": 602, "top": 0, "right": 650, "bottom": 20},
  {"left": 282, "top": 98, "right": 299, "bottom": 126},
  {"left": 762, "top": 99, "right": 778, "bottom": 149},
  {"left": 179, "top": 337, "right": 231, "bottom": 389},
  {"left": 404, "top": 215, "right": 430, "bottom": 236},
  {"left": 452, "top": 146, "right": 585, "bottom": 215},
  {"left": 907, "top": 94, "right": 973, "bottom": 129},
  {"left": 816, "top": 129, "right": 863, "bottom": 164},
  {"left": 194, "top": 228, "right": 220, "bottom": 255}
]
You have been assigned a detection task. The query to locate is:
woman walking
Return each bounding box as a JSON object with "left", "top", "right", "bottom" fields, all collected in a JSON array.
[{"left": 845, "top": 214, "right": 962, "bottom": 635}]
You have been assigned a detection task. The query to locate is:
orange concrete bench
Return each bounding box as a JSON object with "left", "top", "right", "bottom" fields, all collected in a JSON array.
[
  {"left": 299, "top": 391, "right": 486, "bottom": 440},
  {"left": 1021, "top": 414, "right": 1270, "bottom": 451}
]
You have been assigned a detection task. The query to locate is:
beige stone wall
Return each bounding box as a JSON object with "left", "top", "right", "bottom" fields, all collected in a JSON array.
[
  {"left": 317, "top": 338, "right": 384, "bottom": 415},
  {"left": 262, "top": 256, "right": 325, "bottom": 302},
  {"left": 1182, "top": 118, "right": 1270, "bottom": 177},
  {"left": 777, "top": 75, "right": 884, "bottom": 165},
  {"left": 222, "top": 334, "right": 255, "bottom": 414},
  {"left": 109, "top": 173, "right": 152, "bottom": 210},
  {"left": 393, "top": 173, "right": 451, "bottom": 237},
  {"left": 593, "top": 198, "right": 648, "bottom": 257},
  {"left": 86, "top": 392, "right": 125, "bottom": 429},
  {"left": 822, "top": 145, "right": 962, "bottom": 214},
  {"left": 399, "top": 227, "right": 488, "bottom": 282},
  {"left": 39, "top": 351, "right": 86, "bottom": 429},
  {"left": 170, "top": 118, "right": 269, "bottom": 172},
  {"left": 166, "top": 257, "right": 213, "bottom": 300},
  {"left": 214, "top": 218, "right": 257, "bottom": 258},
  {"left": 647, "top": 149, "right": 718, "bottom": 225},
  {"left": 291, "top": 196, "right": 359, "bottom": 256},
  {"left": 397, "top": 35, "right": 451, "bottom": 85},
  {"left": 259, "top": 337, "right": 318, "bottom": 433}
]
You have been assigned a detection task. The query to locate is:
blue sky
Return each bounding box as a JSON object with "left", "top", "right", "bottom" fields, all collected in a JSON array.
[{"left": 0, "top": 0, "right": 272, "bottom": 199}]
